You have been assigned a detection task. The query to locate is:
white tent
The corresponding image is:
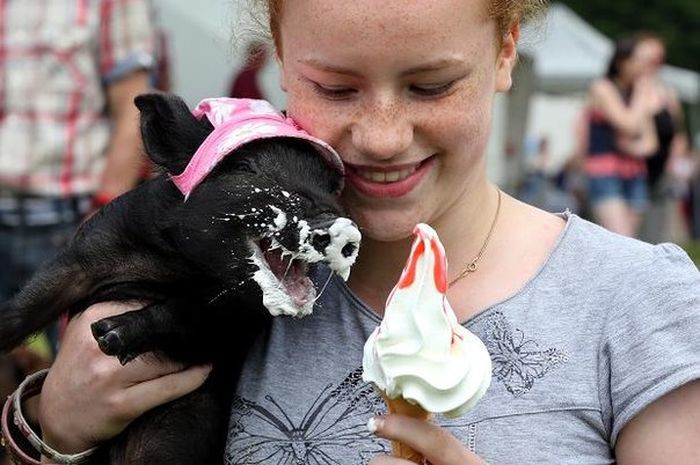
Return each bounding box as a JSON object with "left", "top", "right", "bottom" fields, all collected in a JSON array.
[
  {"left": 520, "top": 3, "right": 700, "bottom": 102},
  {"left": 152, "top": 0, "right": 251, "bottom": 106}
]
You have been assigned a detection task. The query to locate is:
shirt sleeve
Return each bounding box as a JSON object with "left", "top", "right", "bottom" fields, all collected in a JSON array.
[
  {"left": 98, "top": 0, "right": 156, "bottom": 84},
  {"left": 602, "top": 243, "right": 700, "bottom": 445}
]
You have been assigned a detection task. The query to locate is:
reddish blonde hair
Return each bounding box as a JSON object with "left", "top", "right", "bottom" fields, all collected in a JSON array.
[
  {"left": 259, "top": 0, "right": 547, "bottom": 50},
  {"left": 489, "top": 0, "right": 548, "bottom": 36}
]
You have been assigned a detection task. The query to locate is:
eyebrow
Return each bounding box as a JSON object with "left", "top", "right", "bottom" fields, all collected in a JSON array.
[
  {"left": 400, "top": 59, "right": 465, "bottom": 76},
  {"left": 299, "top": 58, "right": 464, "bottom": 77}
]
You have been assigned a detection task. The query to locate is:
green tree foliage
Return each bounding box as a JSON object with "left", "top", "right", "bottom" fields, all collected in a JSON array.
[{"left": 558, "top": 0, "right": 700, "bottom": 71}]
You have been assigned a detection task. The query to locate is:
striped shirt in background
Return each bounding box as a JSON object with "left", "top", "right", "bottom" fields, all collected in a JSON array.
[{"left": 0, "top": 0, "right": 156, "bottom": 197}]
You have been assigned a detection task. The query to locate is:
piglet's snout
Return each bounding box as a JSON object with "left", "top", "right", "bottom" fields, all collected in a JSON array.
[{"left": 310, "top": 217, "right": 361, "bottom": 281}]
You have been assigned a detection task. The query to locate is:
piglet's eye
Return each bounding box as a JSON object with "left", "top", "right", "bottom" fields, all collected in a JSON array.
[{"left": 232, "top": 161, "right": 257, "bottom": 174}]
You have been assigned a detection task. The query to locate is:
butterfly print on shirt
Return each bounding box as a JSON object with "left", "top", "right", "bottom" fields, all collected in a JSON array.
[
  {"left": 483, "top": 311, "right": 569, "bottom": 397},
  {"left": 226, "top": 368, "right": 388, "bottom": 465}
]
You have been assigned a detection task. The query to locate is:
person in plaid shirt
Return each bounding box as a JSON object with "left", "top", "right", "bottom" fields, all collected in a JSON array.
[
  {"left": 0, "top": 0, "right": 156, "bottom": 331},
  {"left": 0, "top": 8, "right": 155, "bottom": 459}
]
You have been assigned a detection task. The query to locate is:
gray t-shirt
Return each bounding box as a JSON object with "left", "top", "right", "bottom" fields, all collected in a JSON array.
[{"left": 225, "top": 213, "right": 700, "bottom": 464}]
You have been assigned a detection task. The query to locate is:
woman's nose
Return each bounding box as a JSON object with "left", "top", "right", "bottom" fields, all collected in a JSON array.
[{"left": 350, "top": 100, "right": 413, "bottom": 161}]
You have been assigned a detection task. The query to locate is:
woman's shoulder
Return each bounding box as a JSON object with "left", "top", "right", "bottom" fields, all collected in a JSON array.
[
  {"left": 566, "top": 213, "right": 685, "bottom": 259},
  {"left": 588, "top": 78, "right": 616, "bottom": 99},
  {"left": 586, "top": 79, "right": 621, "bottom": 115},
  {"left": 531, "top": 214, "right": 700, "bottom": 364},
  {"left": 560, "top": 214, "right": 698, "bottom": 289}
]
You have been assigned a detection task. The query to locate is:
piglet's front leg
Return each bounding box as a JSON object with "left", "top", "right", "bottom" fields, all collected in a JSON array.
[{"left": 90, "top": 300, "right": 205, "bottom": 365}]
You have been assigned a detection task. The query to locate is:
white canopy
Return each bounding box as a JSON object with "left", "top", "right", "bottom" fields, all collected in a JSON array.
[
  {"left": 152, "top": 0, "right": 242, "bottom": 105},
  {"left": 520, "top": 3, "right": 700, "bottom": 102}
]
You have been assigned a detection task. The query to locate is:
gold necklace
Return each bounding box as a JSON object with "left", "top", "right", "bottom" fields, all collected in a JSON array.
[{"left": 448, "top": 188, "right": 502, "bottom": 287}]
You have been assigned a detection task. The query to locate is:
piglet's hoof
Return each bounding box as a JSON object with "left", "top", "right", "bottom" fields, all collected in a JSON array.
[{"left": 91, "top": 319, "right": 138, "bottom": 365}]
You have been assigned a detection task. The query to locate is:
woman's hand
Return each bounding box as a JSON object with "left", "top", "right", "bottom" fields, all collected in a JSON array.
[
  {"left": 368, "top": 414, "right": 487, "bottom": 465},
  {"left": 633, "top": 77, "right": 665, "bottom": 114},
  {"left": 37, "top": 302, "right": 212, "bottom": 454}
]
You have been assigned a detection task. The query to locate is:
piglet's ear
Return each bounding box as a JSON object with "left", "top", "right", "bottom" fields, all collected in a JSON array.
[{"left": 134, "top": 93, "right": 213, "bottom": 174}]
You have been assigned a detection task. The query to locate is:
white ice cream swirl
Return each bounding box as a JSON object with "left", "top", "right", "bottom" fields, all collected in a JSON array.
[{"left": 362, "top": 223, "right": 492, "bottom": 417}]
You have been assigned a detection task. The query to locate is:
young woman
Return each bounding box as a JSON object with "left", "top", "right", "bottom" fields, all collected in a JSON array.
[
  {"left": 585, "top": 37, "right": 660, "bottom": 237},
  {"left": 21, "top": 1, "right": 700, "bottom": 464}
]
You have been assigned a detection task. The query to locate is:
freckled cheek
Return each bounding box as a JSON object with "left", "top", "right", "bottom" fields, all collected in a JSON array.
[
  {"left": 427, "top": 105, "right": 488, "bottom": 163},
  {"left": 285, "top": 83, "right": 349, "bottom": 148}
]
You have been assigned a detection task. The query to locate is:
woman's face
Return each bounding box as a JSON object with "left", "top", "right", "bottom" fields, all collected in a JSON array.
[
  {"left": 277, "top": 0, "right": 518, "bottom": 241},
  {"left": 634, "top": 39, "right": 665, "bottom": 77},
  {"left": 619, "top": 46, "right": 647, "bottom": 83}
]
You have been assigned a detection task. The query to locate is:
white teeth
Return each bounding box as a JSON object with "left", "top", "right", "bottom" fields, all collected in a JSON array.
[
  {"left": 385, "top": 171, "right": 400, "bottom": 182},
  {"left": 357, "top": 166, "right": 417, "bottom": 183}
]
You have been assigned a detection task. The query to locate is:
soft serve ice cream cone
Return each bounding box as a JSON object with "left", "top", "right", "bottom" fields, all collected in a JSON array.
[{"left": 362, "top": 223, "right": 492, "bottom": 463}]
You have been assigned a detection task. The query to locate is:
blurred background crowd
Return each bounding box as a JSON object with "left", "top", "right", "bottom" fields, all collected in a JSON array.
[{"left": 1, "top": 1, "right": 699, "bottom": 462}]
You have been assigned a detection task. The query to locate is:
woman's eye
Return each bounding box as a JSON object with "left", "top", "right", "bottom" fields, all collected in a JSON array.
[
  {"left": 311, "top": 82, "right": 357, "bottom": 100},
  {"left": 410, "top": 81, "right": 456, "bottom": 97}
]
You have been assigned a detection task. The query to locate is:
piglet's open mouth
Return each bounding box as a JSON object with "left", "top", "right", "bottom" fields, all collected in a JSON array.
[
  {"left": 247, "top": 216, "right": 361, "bottom": 318},
  {"left": 248, "top": 238, "right": 317, "bottom": 317},
  {"left": 261, "top": 239, "right": 313, "bottom": 306}
]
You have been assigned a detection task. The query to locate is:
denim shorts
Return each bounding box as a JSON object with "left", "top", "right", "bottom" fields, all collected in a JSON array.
[{"left": 587, "top": 175, "right": 649, "bottom": 211}]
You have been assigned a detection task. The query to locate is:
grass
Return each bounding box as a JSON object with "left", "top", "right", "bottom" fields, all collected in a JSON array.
[{"left": 682, "top": 241, "right": 700, "bottom": 267}]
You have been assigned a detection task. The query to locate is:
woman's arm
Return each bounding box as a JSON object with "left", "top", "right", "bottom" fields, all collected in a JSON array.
[
  {"left": 615, "top": 380, "right": 700, "bottom": 464},
  {"left": 37, "top": 302, "right": 211, "bottom": 455},
  {"left": 588, "top": 78, "right": 652, "bottom": 137},
  {"left": 615, "top": 116, "right": 658, "bottom": 158}
]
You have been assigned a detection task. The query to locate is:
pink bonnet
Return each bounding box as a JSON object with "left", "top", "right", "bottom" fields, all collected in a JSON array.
[{"left": 170, "top": 98, "right": 344, "bottom": 199}]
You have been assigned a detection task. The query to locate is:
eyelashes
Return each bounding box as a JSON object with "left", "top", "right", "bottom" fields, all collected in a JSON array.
[
  {"left": 311, "top": 82, "right": 357, "bottom": 100},
  {"left": 309, "top": 79, "right": 460, "bottom": 101},
  {"left": 409, "top": 81, "right": 458, "bottom": 97}
]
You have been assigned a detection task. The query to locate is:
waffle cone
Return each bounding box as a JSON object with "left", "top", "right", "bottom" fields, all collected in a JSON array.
[{"left": 383, "top": 395, "right": 432, "bottom": 464}]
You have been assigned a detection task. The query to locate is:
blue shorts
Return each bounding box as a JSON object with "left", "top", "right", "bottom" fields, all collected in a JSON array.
[{"left": 588, "top": 175, "right": 649, "bottom": 211}]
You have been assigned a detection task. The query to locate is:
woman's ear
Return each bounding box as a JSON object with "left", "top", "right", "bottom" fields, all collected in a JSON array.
[
  {"left": 495, "top": 22, "right": 521, "bottom": 93},
  {"left": 134, "top": 93, "right": 213, "bottom": 174}
]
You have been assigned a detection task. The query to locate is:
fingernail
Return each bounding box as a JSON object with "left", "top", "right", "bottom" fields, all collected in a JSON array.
[{"left": 367, "top": 416, "right": 384, "bottom": 434}]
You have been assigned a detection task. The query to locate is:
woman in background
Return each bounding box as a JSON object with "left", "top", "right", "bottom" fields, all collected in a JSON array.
[
  {"left": 634, "top": 33, "right": 693, "bottom": 243},
  {"left": 585, "top": 36, "right": 659, "bottom": 237}
]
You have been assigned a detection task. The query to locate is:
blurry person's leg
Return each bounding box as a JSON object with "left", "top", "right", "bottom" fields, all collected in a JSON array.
[
  {"left": 625, "top": 176, "right": 650, "bottom": 239},
  {"left": 594, "top": 199, "right": 637, "bottom": 237},
  {"left": 16, "top": 221, "right": 78, "bottom": 352},
  {"left": 0, "top": 196, "right": 83, "bottom": 348},
  {"left": 0, "top": 224, "right": 23, "bottom": 302},
  {"left": 589, "top": 175, "right": 635, "bottom": 236}
]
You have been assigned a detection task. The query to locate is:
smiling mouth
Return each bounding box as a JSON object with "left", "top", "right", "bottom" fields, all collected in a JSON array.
[
  {"left": 355, "top": 166, "right": 417, "bottom": 183},
  {"left": 344, "top": 156, "right": 435, "bottom": 198},
  {"left": 346, "top": 156, "right": 434, "bottom": 184}
]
